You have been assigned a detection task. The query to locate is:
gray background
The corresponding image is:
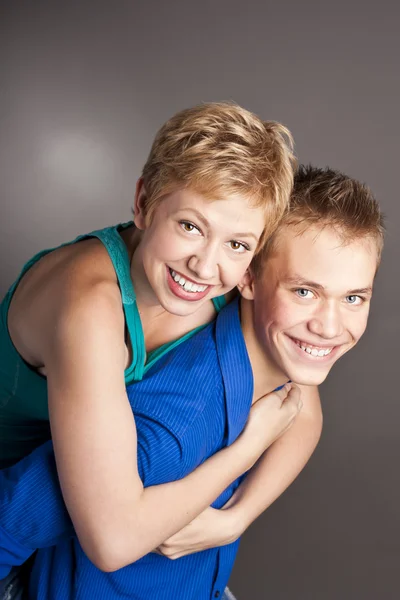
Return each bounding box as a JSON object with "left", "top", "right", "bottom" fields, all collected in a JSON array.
[{"left": 1, "top": 1, "right": 399, "bottom": 598}]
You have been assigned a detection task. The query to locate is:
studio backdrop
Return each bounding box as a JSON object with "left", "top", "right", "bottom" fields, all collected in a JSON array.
[{"left": 1, "top": 1, "right": 399, "bottom": 598}]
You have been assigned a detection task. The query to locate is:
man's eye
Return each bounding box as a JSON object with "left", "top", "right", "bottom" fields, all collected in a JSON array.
[
  {"left": 228, "top": 241, "right": 249, "bottom": 253},
  {"left": 295, "top": 288, "right": 314, "bottom": 299},
  {"left": 180, "top": 221, "right": 201, "bottom": 235},
  {"left": 346, "top": 295, "right": 363, "bottom": 305}
]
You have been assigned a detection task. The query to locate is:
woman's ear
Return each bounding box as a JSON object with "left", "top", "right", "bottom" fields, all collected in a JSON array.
[
  {"left": 237, "top": 267, "right": 256, "bottom": 300},
  {"left": 133, "top": 178, "right": 148, "bottom": 230}
]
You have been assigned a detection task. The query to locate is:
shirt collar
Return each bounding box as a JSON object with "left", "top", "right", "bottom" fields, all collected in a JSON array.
[{"left": 215, "top": 296, "right": 254, "bottom": 446}]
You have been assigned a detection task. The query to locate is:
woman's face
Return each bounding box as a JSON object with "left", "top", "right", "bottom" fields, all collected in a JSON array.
[{"left": 133, "top": 186, "right": 266, "bottom": 316}]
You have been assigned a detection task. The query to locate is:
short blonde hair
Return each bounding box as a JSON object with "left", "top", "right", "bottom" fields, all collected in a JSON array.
[
  {"left": 252, "top": 164, "right": 385, "bottom": 275},
  {"left": 141, "top": 102, "right": 296, "bottom": 248}
]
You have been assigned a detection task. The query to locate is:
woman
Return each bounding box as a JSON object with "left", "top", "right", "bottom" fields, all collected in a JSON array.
[{"left": 0, "top": 102, "right": 296, "bottom": 596}]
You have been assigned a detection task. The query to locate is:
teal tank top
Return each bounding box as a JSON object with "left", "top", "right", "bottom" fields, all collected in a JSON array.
[{"left": 0, "top": 223, "right": 227, "bottom": 467}]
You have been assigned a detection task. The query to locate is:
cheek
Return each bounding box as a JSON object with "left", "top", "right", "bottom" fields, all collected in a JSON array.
[
  {"left": 220, "top": 259, "right": 252, "bottom": 287},
  {"left": 147, "top": 227, "right": 189, "bottom": 259},
  {"left": 269, "top": 302, "right": 298, "bottom": 332},
  {"left": 350, "top": 315, "right": 369, "bottom": 342},
  {"left": 343, "top": 305, "right": 370, "bottom": 343},
  {"left": 254, "top": 303, "right": 280, "bottom": 341}
]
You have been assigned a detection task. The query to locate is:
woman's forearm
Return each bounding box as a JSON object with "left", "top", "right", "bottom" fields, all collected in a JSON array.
[
  {"left": 89, "top": 433, "right": 263, "bottom": 571},
  {"left": 91, "top": 385, "right": 301, "bottom": 570},
  {"left": 54, "top": 405, "right": 262, "bottom": 573}
]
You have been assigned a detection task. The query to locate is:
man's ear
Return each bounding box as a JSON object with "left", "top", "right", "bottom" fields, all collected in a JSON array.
[
  {"left": 133, "top": 178, "right": 148, "bottom": 230},
  {"left": 237, "top": 267, "right": 256, "bottom": 300}
]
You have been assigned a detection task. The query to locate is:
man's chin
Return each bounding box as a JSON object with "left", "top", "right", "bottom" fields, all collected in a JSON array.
[{"left": 289, "top": 369, "right": 330, "bottom": 387}]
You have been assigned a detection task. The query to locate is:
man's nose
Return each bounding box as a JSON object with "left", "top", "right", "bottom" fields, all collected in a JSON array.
[
  {"left": 187, "top": 243, "right": 220, "bottom": 281},
  {"left": 308, "top": 301, "right": 344, "bottom": 339}
]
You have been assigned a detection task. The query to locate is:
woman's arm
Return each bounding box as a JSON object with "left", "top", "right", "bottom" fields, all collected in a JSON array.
[
  {"left": 39, "top": 281, "right": 302, "bottom": 572},
  {"left": 0, "top": 386, "right": 302, "bottom": 576},
  {"left": 0, "top": 381, "right": 300, "bottom": 575},
  {"left": 157, "top": 385, "right": 322, "bottom": 558}
]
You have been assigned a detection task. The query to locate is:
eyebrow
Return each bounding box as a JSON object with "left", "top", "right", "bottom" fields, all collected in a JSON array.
[
  {"left": 179, "top": 208, "right": 260, "bottom": 242},
  {"left": 285, "top": 275, "right": 373, "bottom": 296}
]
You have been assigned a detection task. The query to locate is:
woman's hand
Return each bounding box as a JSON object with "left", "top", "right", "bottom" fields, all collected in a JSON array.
[
  {"left": 238, "top": 383, "right": 302, "bottom": 464},
  {"left": 156, "top": 506, "right": 238, "bottom": 559}
]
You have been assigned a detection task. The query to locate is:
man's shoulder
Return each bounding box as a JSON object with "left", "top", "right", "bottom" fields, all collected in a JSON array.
[{"left": 127, "top": 328, "right": 225, "bottom": 438}]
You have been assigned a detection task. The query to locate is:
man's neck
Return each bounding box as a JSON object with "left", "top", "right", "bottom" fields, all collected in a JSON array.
[{"left": 239, "top": 297, "right": 288, "bottom": 403}]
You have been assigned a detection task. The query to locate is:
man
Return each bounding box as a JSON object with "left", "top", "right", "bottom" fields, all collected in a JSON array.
[{"left": 0, "top": 165, "right": 383, "bottom": 599}]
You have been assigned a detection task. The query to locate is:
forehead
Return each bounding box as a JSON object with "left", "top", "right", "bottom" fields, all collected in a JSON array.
[
  {"left": 268, "top": 225, "right": 378, "bottom": 290},
  {"left": 161, "top": 188, "right": 266, "bottom": 232}
]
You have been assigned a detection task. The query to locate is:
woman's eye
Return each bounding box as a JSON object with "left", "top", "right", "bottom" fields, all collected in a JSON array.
[
  {"left": 295, "top": 288, "right": 314, "bottom": 299},
  {"left": 180, "top": 221, "right": 201, "bottom": 235},
  {"left": 228, "top": 241, "right": 249, "bottom": 253},
  {"left": 346, "top": 295, "right": 363, "bottom": 305}
]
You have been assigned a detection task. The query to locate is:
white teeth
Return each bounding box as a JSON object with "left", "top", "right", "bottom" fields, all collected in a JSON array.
[
  {"left": 296, "top": 340, "right": 333, "bottom": 357},
  {"left": 169, "top": 269, "right": 207, "bottom": 293}
]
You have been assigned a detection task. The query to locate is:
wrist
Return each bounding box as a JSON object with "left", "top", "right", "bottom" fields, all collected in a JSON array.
[
  {"left": 219, "top": 505, "right": 246, "bottom": 541},
  {"left": 234, "top": 432, "right": 266, "bottom": 471}
]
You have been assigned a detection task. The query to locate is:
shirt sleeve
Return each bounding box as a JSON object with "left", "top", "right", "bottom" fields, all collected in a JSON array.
[
  {"left": 135, "top": 414, "right": 188, "bottom": 485},
  {"left": 0, "top": 440, "right": 74, "bottom": 578}
]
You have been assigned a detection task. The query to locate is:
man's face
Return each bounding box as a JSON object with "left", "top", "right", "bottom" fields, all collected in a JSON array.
[{"left": 249, "top": 224, "right": 378, "bottom": 386}]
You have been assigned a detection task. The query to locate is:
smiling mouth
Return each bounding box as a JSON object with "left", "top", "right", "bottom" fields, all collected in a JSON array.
[
  {"left": 168, "top": 268, "right": 210, "bottom": 294},
  {"left": 291, "top": 337, "right": 335, "bottom": 357}
]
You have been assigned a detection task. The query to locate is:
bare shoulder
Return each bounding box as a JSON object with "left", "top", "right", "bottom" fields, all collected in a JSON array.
[{"left": 8, "top": 237, "right": 124, "bottom": 367}]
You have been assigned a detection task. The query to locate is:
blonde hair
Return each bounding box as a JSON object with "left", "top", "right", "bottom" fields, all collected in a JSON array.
[
  {"left": 252, "top": 164, "right": 385, "bottom": 275},
  {"left": 141, "top": 102, "right": 296, "bottom": 247}
]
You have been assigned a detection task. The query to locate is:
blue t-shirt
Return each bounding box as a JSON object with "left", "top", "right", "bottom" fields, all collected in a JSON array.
[{"left": 0, "top": 298, "right": 253, "bottom": 600}]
